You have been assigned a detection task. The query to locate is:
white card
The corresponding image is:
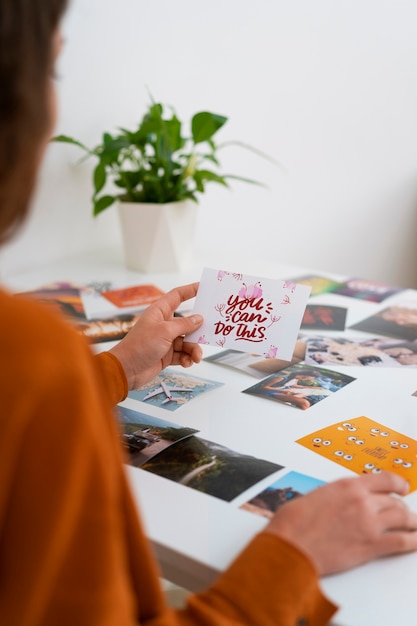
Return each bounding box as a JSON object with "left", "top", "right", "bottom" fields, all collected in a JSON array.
[{"left": 186, "top": 268, "right": 311, "bottom": 359}]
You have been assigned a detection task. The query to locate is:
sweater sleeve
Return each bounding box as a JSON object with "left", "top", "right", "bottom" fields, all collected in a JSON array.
[
  {"left": 0, "top": 327, "right": 143, "bottom": 625},
  {"left": 91, "top": 352, "right": 338, "bottom": 626},
  {"left": 0, "top": 293, "right": 339, "bottom": 626},
  {"left": 94, "top": 350, "right": 129, "bottom": 405},
  {"left": 180, "top": 532, "right": 338, "bottom": 626}
]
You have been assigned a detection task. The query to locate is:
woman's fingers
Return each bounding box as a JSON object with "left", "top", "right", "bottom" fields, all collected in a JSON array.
[
  {"left": 376, "top": 495, "right": 417, "bottom": 532},
  {"left": 357, "top": 470, "right": 410, "bottom": 496}
]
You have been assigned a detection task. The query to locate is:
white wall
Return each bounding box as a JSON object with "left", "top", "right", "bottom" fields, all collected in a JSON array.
[{"left": 2, "top": 0, "right": 417, "bottom": 287}]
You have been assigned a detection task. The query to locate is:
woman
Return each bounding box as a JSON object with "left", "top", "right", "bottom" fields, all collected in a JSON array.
[{"left": 1, "top": 2, "right": 417, "bottom": 625}]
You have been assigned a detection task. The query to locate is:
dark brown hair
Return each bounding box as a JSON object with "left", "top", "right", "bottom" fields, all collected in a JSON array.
[{"left": 0, "top": 0, "right": 68, "bottom": 243}]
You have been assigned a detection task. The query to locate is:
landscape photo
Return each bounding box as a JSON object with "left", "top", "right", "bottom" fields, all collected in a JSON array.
[
  {"left": 141, "top": 436, "right": 283, "bottom": 502},
  {"left": 240, "top": 470, "right": 326, "bottom": 518},
  {"left": 117, "top": 405, "right": 198, "bottom": 467}
]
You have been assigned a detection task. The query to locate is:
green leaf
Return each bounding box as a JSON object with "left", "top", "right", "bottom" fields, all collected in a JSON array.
[
  {"left": 149, "top": 102, "right": 163, "bottom": 119},
  {"left": 117, "top": 170, "right": 144, "bottom": 190},
  {"left": 193, "top": 176, "right": 205, "bottom": 193},
  {"left": 93, "top": 162, "right": 106, "bottom": 195},
  {"left": 200, "top": 153, "right": 219, "bottom": 166},
  {"left": 191, "top": 112, "right": 227, "bottom": 144},
  {"left": 224, "top": 174, "right": 267, "bottom": 187},
  {"left": 93, "top": 195, "right": 115, "bottom": 216},
  {"left": 165, "top": 115, "right": 183, "bottom": 152},
  {"left": 194, "top": 169, "right": 228, "bottom": 186},
  {"left": 218, "top": 140, "right": 280, "bottom": 167},
  {"left": 130, "top": 120, "right": 161, "bottom": 146},
  {"left": 53, "top": 99, "right": 270, "bottom": 211},
  {"left": 100, "top": 137, "right": 131, "bottom": 153},
  {"left": 51, "top": 134, "right": 89, "bottom": 152}
]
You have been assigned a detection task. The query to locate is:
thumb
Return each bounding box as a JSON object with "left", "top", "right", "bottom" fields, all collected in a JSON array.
[{"left": 175, "top": 313, "right": 204, "bottom": 337}]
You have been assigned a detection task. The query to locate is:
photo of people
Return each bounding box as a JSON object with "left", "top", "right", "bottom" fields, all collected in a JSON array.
[
  {"left": 304, "top": 335, "right": 417, "bottom": 367},
  {"left": 243, "top": 363, "right": 356, "bottom": 410},
  {"left": 367, "top": 339, "right": 417, "bottom": 367},
  {"left": 240, "top": 471, "right": 326, "bottom": 518},
  {"left": 349, "top": 303, "right": 417, "bottom": 341}
]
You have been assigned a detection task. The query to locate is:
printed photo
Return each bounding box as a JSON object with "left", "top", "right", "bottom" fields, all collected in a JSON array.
[
  {"left": 332, "top": 277, "right": 403, "bottom": 302},
  {"left": 141, "top": 436, "right": 283, "bottom": 502},
  {"left": 363, "top": 338, "right": 417, "bottom": 367},
  {"left": 349, "top": 304, "right": 417, "bottom": 341},
  {"left": 240, "top": 470, "right": 326, "bottom": 518},
  {"left": 17, "top": 282, "right": 86, "bottom": 320},
  {"left": 286, "top": 274, "right": 343, "bottom": 297},
  {"left": 204, "top": 340, "right": 306, "bottom": 379},
  {"left": 17, "top": 280, "right": 143, "bottom": 343},
  {"left": 117, "top": 405, "right": 198, "bottom": 467},
  {"left": 81, "top": 282, "right": 165, "bottom": 318},
  {"left": 301, "top": 304, "right": 347, "bottom": 331},
  {"left": 243, "top": 363, "right": 356, "bottom": 410},
  {"left": 128, "top": 368, "right": 224, "bottom": 411},
  {"left": 101, "top": 283, "right": 165, "bottom": 308},
  {"left": 78, "top": 312, "right": 142, "bottom": 343},
  {"left": 304, "top": 335, "right": 411, "bottom": 367}
]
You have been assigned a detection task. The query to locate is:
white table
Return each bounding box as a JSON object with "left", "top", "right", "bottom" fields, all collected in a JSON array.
[{"left": 6, "top": 247, "right": 417, "bottom": 626}]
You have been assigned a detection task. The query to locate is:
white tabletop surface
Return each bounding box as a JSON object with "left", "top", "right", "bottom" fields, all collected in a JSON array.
[{"left": 5, "top": 246, "right": 417, "bottom": 626}]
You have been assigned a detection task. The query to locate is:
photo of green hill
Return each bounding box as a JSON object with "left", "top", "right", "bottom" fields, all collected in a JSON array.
[{"left": 142, "top": 436, "right": 283, "bottom": 502}]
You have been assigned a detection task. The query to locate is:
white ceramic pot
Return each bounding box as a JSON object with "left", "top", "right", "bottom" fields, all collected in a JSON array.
[{"left": 117, "top": 199, "right": 197, "bottom": 273}]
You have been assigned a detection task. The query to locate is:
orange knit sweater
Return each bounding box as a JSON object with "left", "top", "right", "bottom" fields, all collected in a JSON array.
[{"left": 0, "top": 288, "right": 337, "bottom": 625}]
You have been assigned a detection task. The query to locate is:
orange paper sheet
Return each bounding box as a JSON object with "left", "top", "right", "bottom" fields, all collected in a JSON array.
[
  {"left": 297, "top": 415, "right": 417, "bottom": 491},
  {"left": 101, "top": 284, "right": 165, "bottom": 308}
]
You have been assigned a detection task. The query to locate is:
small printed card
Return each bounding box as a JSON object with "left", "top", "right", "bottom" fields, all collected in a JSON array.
[
  {"left": 349, "top": 302, "right": 417, "bottom": 342},
  {"left": 101, "top": 284, "right": 165, "bottom": 308},
  {"left": 117, "top": 405, "right": 199, "bottom": 467},
  {"left": 186, "top": 268, "right": 311, "bottom": 360},
  {"left": 297, "top": 415, "right": 417, "bottom": 491},
  {"left": 301, "top": 304, "right": 347, "bottom": 331},
  {"left": 332, "top": 277, "right": 404, "bottom": 302},
  {"left": 287, "top": 274, "right": 344, "bottom": 297},
  {"left": 240, "top": 470, "right": 326, "bottom": 518},
  {"left": 128, "top": 368, "right": 224, "bottom": 411},
  {"left": 81, "top": 283, "right": 165, "bottom": 319}
]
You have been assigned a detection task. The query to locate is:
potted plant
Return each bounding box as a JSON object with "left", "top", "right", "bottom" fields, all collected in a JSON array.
[{"left": 54, "top": 100, "right": 270, "bottom": 272}]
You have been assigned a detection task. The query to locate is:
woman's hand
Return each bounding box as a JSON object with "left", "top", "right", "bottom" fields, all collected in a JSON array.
[
  {"left": 264, "top": 471, "right": 417, "bottom": 576},
  {"left": 109, "top": 282, "right": 204, "bottom": 389}
]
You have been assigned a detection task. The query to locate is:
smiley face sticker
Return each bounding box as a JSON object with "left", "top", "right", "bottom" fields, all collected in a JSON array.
[{"left": 296, "top": 415, "right": 417, "bottom": 491}]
